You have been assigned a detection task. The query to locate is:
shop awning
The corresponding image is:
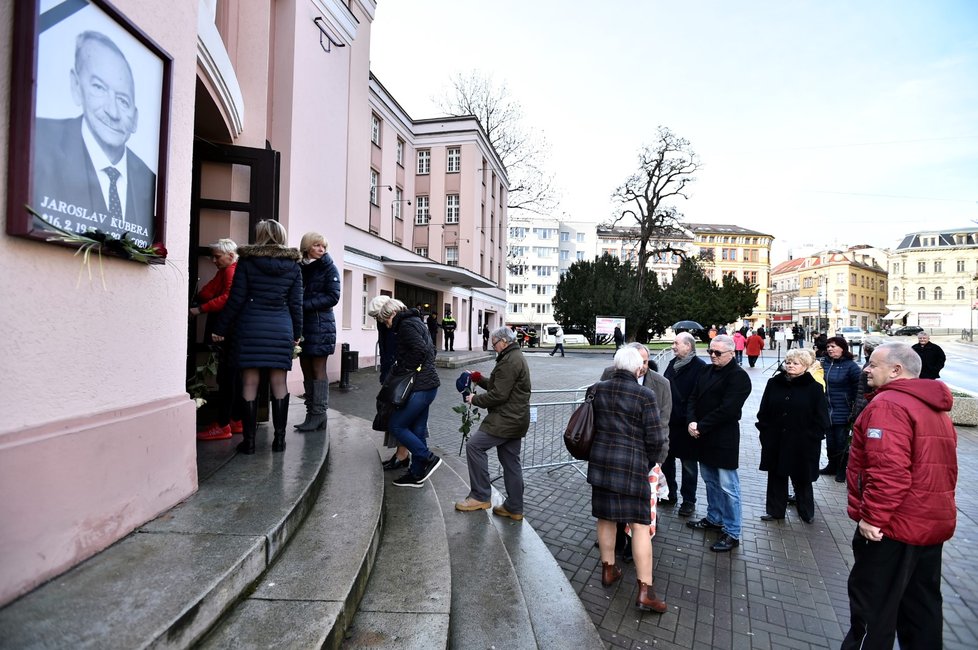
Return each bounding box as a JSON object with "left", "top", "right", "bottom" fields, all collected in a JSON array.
[
  {"left": 883, "top": 310, "right": 909, "bottom": 320},
  {"left": 771, "top": 314, "right": 793, "bottom": 322}
]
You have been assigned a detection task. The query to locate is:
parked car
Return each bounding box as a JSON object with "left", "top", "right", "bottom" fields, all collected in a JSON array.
[
  {"left": 838, "top": 326, "right": 867, "bottom": 345},
  {"left": 889, "top": 325, "right": 924, "bottom": 336}
]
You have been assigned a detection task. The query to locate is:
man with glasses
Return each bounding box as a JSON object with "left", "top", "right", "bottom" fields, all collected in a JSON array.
[
  {"left": 685, "top": 335, "right": 751, "bottom": 552},
  {"left": 455, "top": 327, "right": 532, "bottom": 521}
]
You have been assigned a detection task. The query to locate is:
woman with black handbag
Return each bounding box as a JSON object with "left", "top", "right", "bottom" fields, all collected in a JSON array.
[{"left": 371, "top": 296, "right": 442, "bottom": 488}]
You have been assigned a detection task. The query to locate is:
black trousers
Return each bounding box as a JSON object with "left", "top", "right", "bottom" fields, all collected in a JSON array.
[
  {"left": 841, "top": 533, "right": 944, "bottom": 650},
  {"left": 764, "top": 472, "right": 812, "bottom": 520},
  {"left": 445, "top": 331, "right": 454, "bottom": 350}
]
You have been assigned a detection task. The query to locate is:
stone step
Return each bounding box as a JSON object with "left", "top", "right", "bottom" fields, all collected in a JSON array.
[
  {"left": 199, "top": 413, "right": 384, "bottom": 649},
  {"left": 341, "top": 444, "right": 451, "bottom": 648},
  {"left": 0, "top": 401, "right": 330, "bottom": 649},
  {"left": 433, "top": 350, "right": 496, "bottom": 369}
]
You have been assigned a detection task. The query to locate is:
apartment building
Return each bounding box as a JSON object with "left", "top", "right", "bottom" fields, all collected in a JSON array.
[
  {"left": 349, "top": 75, "right": 509, "bottom": 350},
  {"left": 594, "top": 223, "right": 773, "bottom": 327},
  {"left": 770, "top": 250, "right": 888, "bottom": 333},
  {"left": 506, "top": 217, "right": 596, "bottom": 335},
  {"left": 886, "top": 227, "right": 978, "bottom": 330}
]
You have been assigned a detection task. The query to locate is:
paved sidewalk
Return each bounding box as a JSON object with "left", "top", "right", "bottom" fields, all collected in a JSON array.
[{"left": 330, "top": 349, "right": 978, "bottom": 649}]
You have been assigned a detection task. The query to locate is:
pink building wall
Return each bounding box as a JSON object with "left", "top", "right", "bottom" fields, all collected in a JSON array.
[{"left": 0, "top": 1, "right": 200, "bottom": 604}]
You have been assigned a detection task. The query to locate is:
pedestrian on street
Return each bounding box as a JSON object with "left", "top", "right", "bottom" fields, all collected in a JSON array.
[
  {"left": 294, "top": 232, "right": 341, "bottom": 433},
  {"left": 732, "top": 330, "right": 746, "bottom": 365},
  {"left": 662, "top": 332, "right": 707, "bottom": 517},
  {"left": 549, "top": 326, "right": 565, "bottom": 357},
  {"left": 819, "top": 337, "right": 861, "bottom": 482},
  {"left": 482, "top": 324, "right": 490, "bottom": 351},
  {"left": 381, "top": 301, "right": 442, "bottom": 488},
  {"left": 212, "top": 219, "right": 302, "bottom": 455},
  {"left": 426, "top": 312, "right": 439, "bottom": 351},
  {"left": 841, "top": 342, "right": 957, "bottom": 649},
  {"left": 745, "top": 331, "right": 764, "bottom": 368},
  {"left": 455, "top": 326, "right": 531, "bottom": 521},
  {"left": 912, "top": 331, "right": 946, "bottom": 379},
  {"left": 685, "top": 334, "right": 752, "bottom": 552},
  {"left": 755, "top": 349, "right": 829, "bottom": 524},
  {"left": 588, "top": 346, "right": 669, "bottom": 613},
  {"left": 441, "top": 311, "right": 457, "bottom": 351},
  {"left": 613, "top": 325, "right": 624, "bottom": 349}
]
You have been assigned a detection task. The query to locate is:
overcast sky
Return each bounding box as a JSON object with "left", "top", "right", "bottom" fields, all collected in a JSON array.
[{"left": 370, "top": 1, "right": 978, "bottom": 258}]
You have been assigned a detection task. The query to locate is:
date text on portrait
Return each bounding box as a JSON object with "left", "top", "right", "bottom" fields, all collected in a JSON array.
[{"left": 38, "top": 195, "right": 150, "bottom": 247}]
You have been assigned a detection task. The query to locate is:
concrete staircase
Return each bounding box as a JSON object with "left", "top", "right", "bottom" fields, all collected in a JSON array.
[{"left": 0, "top": 402, "right": 602, "bottom": 649}]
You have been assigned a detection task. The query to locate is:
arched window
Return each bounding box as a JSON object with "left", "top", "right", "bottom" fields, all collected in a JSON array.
[
  {"left": 934, "top": 286, "right": 943, "bottom": 300},
  {"left": 918, "top": 287, "right": 927, "bottom": 300},
  {"left": 957, "top": 286, "right": 966, "bottom": 300}
]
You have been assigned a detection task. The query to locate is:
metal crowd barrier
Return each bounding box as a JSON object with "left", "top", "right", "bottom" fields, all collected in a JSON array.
[{"left": 488, "top": 388, "right": 590, "bottom": 482}]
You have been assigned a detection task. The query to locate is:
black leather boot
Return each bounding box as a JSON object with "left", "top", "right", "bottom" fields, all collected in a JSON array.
[
  {"left": 293, "top": 381, "right": 313, "bottom": 430},
  {"left": 271, "top": 394, "right": 290, "bottom": 452},
  {"left": 237, "top": 399, "right": 258, "bottom": 455}
]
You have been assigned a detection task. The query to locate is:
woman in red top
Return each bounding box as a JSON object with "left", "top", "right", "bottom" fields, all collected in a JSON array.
[
  {"left": 745, "top": 332, "right": 765, "bottom": 368},
  {"left": 191, "top": 239, "right": 240, "bottom": 441}
]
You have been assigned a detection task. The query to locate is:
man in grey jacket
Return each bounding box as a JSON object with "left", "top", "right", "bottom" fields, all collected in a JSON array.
[{"left": 455, "top": 327, "right": 532, "bottom": 520}]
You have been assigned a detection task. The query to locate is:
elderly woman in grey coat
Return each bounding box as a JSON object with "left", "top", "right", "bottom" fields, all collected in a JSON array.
[{"left": 588, "top": 346, "right": 669, "bottom": 613}]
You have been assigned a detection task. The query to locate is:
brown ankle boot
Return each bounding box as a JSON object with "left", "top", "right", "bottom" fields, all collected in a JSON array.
[
  {"left": 635, "top": 579, "right": 667, "bottom": 613},
  {"left": 601, "top": 561, "right": 622, "bottom": 587}
]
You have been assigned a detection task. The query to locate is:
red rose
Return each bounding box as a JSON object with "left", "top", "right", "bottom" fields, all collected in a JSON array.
[
  {"left": 150, "top": 242, "right": 168, "bottom": 257},
  {"left": 469, "top": 371, "right": 483, "bottom": 384}
]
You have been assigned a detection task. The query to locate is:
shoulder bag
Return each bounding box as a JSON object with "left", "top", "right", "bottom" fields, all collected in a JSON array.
[
  {"left": 379, "top": 363, "right": 421, "bottom": 407},
  {"left": 564, "top": 383, "right": 598, "bottom": 461}
]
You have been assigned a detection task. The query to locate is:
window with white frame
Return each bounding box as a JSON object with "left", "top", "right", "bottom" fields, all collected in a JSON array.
[
  {"left": 576, "top": 251, "right": 585, "bottom": 261},
  {"left": 417, "top": 150, "right": 430, "bottom": 174},
  {"left": 958, "top": 286, "right": 966, "bottom": 300},
  {"left": 560, "top": 250, "right": 569, "bottom": 261},
  {"left": 934, "top": 286, "right": 943, "bottom": 300},
  {"left": 958, "top": 260, "right": 966, "bottom": 272},
  {"left": 535, "top": 303, "right": 550, "bottom": 314},
  {"left": 396, "top": 138, "right": 404, "bottom": 165},
  {"left": 510, "top": 303, "right": 522, "bottom": 313},
  {"left": 509, "top": 283, "right": 524, "bottom": 294},
  {"left": 447, "top": 147, "right": 461, "bottom": 173},
  {"left": 535, "top": 266, "right": 553, "bottom": 277},
  {"left": 415, "top": 247, "right": 428, "bottom": 257},
  {"left": 536, "top": 285, "right": 552, "bottom": 295},
  {"left": 560, "top": 231, "right": 570, "bottom": 242},
  {"left": 576, "top": 233, "right": 585, "bottom": 243},
  {"left": 445, "top": 246, "right": 459, "bottom": 266},
  {"left": 446, "top": 194, "right": 460, "bottom": 224},
  {"left": 918, "top": 287, "right": 926, "bottom": 300},
  {"left": 415, "top": 196, "right": 430, "bottom": 224},
  {"left": 394, "top": 188, "right": 404, "bottom": 219},
  {"left": 361, "top": 276, "right": 375, "bottom": 326},
  {"left": 370, "top": 114, "right": 381, "bottom": 145},
  {"left": 370, "top": 170, "right": 379, "bottom": 205},
  {"left": 918, "top": 261, "right": 926, "bottom": 273},
  {"left": 934, "top": 260, "right": 943, "bottom": 273}
]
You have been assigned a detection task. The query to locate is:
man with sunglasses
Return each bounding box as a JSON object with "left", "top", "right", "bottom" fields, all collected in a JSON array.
[{"left": 685, "top": 335, "right": 752, "bottom": 552}]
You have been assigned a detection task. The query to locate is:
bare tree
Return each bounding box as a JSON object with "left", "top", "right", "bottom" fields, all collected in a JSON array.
[
  {"left": 609, "top": 126, "right": 700, "bottom": 294},
  {"left": 437, "top": 71, "right": 556, "bottom": 214}
]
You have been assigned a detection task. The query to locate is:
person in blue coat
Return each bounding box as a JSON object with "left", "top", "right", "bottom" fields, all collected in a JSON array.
[
  {"left": 819, "top": 336, "right": 862, "bottom": 481},
  {"left": 294, "top": 232, "right": 341, "bottom": 432},
  {"left": 213, "top": 220, "right": 303, "bottom": 455}
]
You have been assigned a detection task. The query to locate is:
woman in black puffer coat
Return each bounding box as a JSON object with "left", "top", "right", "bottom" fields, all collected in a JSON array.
[
  {"left": 819, "top": 336, "right": 862, "bottom": 481},
  {"left": 213, "top": 219, "right": 302, "bottom": 455},
  {"left": 373, "top": 297, "right": 442, "bottom": 488},
  {"left": 293, "top": 232, "right": 341, "bottom": 432}
]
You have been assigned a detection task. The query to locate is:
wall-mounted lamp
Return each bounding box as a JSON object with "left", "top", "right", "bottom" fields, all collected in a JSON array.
[{"left": 313, "top": 17, "right": 346, "bottom": 53}]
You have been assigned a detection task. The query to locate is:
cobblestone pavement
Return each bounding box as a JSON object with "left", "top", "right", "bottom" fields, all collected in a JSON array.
[{"left": 330, "top": 348, "right": 978, "bottom": 650}]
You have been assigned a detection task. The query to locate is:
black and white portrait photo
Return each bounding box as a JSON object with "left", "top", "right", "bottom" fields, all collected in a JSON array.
[{"left": 13, "top": 0, "right": 170, "bottom": 251}]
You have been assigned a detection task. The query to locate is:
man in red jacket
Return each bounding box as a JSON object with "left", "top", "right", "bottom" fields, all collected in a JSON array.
[{"left": 842, "top": 342, "right": 957, "bottom": 650}]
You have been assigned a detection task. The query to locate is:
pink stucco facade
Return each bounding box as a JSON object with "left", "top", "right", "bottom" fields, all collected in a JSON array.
[{"left": 0, "top": 0, "right": 507, "bottom": 606}]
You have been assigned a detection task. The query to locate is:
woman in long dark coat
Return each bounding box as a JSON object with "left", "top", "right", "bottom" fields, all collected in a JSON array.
[
  {"left": 213, "top": 220, "right": 302, "bottom": 455},
  {"left": 588, "top": 346, "right": 669, "bottom": 613},
  {"left": 367, "top": 296, "right": 409, "bottom": 471},
  {"left": 293, "top": 232, "right": 341, "bottom": 432},
  {"left": 756, "top": 348, "right": 830, "bottom": 523}
]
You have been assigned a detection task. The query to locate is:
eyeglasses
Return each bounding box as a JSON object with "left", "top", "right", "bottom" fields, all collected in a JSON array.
[{"left": 707, "top": 349, "right": 730, "bottom": 357}]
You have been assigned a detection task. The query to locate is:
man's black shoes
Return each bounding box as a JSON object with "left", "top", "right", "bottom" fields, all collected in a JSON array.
[
  {"left": 686, "top": 517, "right": 722, "bottom": 530},
  {"left": 711, "top": 533, "right": 740, "bottom": 552}
]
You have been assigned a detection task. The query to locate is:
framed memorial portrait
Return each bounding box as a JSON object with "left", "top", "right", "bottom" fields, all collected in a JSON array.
[{"left": 6, "top": 0, "right": 172, "bottom": 262}]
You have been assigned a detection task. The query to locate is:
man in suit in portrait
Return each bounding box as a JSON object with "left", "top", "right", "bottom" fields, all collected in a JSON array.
[{"left": 32, "top": 30, "right": 156, "bottom": 244}]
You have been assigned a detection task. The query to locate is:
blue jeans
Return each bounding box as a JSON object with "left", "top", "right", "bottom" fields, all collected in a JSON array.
[
  {"left": 734, "top": 350, "right": 743, "bottom": 365},
  {"left": 661, "top": 452, "right": 697, "bottom": 504},
  {"left": 389, "top": 387, "right": 438, "bottom": 477},
  {"left": 699, "top": 463, "right": 742, "bottom": 539}
]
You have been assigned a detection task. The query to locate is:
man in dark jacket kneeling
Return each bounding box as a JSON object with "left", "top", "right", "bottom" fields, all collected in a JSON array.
[{"left": 455, "top": 327, "right": 532, "bottom": 520}]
